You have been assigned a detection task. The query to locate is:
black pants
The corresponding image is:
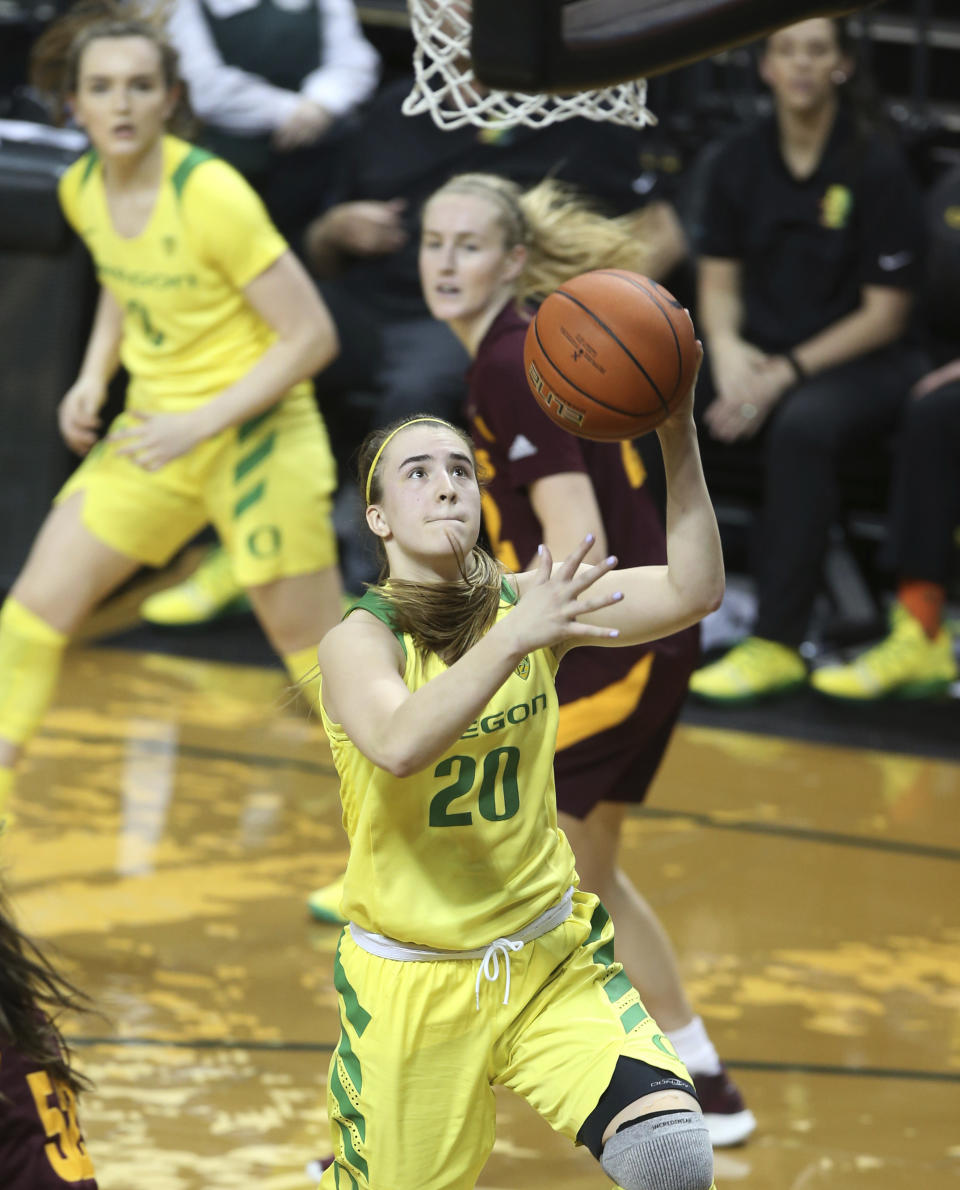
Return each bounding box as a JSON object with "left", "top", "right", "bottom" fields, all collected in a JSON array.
[
  {"left": 887, "top": 378, "right": 960, "bottom": 586},
  {"left": 696, "top": 345, "right": 929, "bottom": 647}
]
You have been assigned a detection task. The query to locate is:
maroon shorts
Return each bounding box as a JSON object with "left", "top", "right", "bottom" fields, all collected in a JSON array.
[{"left": 554, "top": 630, "right": 697, "bottom": 820}]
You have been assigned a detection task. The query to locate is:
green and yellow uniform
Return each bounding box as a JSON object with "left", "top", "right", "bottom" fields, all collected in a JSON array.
[
  {"left": 318, "top": 583, "right": 697, "bottom": 1190},
  {"left": 55, "top": 134, "right": 336, "bottom": 585}
]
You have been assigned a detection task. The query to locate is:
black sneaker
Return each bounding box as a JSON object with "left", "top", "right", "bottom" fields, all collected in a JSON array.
[{"left": 692, "top": 1068, "right": 756, "bottom": 1147}]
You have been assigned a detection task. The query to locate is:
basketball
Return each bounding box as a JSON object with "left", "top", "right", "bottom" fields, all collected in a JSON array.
[{"left": 523, "top": 269, "right": 699, "bottom": 441}]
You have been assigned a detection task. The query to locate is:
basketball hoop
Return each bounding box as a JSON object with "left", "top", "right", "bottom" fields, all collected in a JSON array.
[
  {"left": 402, "top": 0, "right": 882, "bottom": 132},
  {"left": 401, "top": 0, "right": 656, "bottom": 131}
]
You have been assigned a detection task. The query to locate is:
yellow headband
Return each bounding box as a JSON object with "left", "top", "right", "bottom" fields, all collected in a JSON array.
[{"left": 364, "top": 417, "right": 457, "bottom": 505}]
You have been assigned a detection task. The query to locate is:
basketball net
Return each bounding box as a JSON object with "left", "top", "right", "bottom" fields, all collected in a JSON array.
[{"left": 402, "top": 0, "right": 656, "bottom": 131}]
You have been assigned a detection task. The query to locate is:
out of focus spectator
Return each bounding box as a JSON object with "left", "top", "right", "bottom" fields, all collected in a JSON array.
[
  {"left": 166, "top": 0, "right": 378, "bottom": 241},
  {"left": 810, "top": 164, "right": 960, "bottom": 701},
  {"left": 687, "top": 16, "right": 930, "bottom": 705}
]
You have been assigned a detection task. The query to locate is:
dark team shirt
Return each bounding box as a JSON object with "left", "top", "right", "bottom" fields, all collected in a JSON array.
[
  {"left": 695, "top": 109, "right": 925, "bottom": 352},
  {"left": 0, "top": 1037, "right": 97, "bottom": 1189},
  {"left": 325, "top": 76, "right": 671, "bottom": 319},
  {"left": 466, "top": 303, "right": 698, "bottom": 711}
]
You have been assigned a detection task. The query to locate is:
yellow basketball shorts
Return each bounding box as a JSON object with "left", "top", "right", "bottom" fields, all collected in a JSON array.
[
  {"left": 55, "top": 383, "right": 338, "bottom": 587},
  {"left": 321, "top": 890, "right": 695, "bottom": 1190}
]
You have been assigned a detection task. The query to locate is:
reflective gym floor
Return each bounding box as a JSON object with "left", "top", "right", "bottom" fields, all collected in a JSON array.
[{"left": 5, "top": 564, "right": 959, "bottom": 1190}]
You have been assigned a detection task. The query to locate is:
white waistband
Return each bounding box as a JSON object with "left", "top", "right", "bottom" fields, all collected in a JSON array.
[{"left": 348, "top": 886, "right": 575, "bottom": 1010}]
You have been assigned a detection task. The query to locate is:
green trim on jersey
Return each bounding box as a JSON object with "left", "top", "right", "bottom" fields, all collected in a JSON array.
[
  {"left": 349, "top": 588, "right": 405, "bottom": 656},
  {"left": 500, "top": 573, "right": 518, "bottom": 605},
  {"left": 349, "top": 575, "right": 518, "bottom": 656},
  {"left": 171, "top": 145, "right": 215, "bottom": 201},
  {"left": 78, "top": 149, "right": 99, "bottom": 190}
]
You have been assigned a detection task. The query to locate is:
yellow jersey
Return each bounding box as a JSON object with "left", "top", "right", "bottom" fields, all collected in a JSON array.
[
  {"left": 320, "top": 583, "right": 578, "bottom": 951},
  {"left": 58, "top": 135, "right": 289, "bottom": 412}
]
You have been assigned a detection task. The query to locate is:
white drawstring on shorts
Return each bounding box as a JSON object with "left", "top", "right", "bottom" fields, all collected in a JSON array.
[
  {"left": 348, "top": 886, "right": 575, "bottom": 1012},
  {"left": 475, "top": 936, "right": 525, "bottom": 1010}
]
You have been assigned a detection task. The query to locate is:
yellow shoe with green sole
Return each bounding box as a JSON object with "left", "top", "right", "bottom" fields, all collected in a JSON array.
[
  {"left": 307, "top": 875, "right": 347, "bottom": 925},
  {"left": 688, "top": 637, "right": 807, "bottom": 704},
  {"left": 140, "top": 546, "right": 249, "bottom": 626},
  {"left": 811, "top": 603, "right": 958, "bottom": 701}
]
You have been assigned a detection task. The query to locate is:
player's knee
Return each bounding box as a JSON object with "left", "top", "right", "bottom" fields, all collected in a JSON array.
[{"left": 600, "top": 1110, "right": 713, "bottom": 1190}]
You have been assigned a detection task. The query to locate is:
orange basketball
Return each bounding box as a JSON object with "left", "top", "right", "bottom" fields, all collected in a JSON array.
[{"left": 523, "top": 270, "right": 698, "bottom": 441}]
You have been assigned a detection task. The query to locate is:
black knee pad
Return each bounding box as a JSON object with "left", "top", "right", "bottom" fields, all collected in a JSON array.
[
  {"left": 600, "top": 1111, "right": 714, "bottom": 1190},
  {"left": 577, "top": 1056, "right": 698, "bottom": 1160}
]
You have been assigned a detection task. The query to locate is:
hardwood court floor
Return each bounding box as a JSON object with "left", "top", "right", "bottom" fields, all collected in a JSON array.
[{"left": 4, "top": 644, "right": 959, "bottom": 1190}]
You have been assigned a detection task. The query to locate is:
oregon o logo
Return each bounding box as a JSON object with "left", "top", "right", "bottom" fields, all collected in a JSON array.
[{"left": 248, "top": 525, "right": 282, "bottom": 558}]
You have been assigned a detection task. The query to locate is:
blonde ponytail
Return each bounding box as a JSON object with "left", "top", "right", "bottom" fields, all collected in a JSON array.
[{"left": 429, "top": 173, "right": 648, "bottom": 304}]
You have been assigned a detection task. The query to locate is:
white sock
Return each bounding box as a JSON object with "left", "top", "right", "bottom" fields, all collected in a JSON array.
[{"left": 666, "top": 1015, "right": 722, "bottom": 1077}]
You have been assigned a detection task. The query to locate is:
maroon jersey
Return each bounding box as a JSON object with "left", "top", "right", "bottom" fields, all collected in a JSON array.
[
  {"left": 466, "top": 303, "right": 698, "bottom": 809},
  {"left": 0, "top": 1036, "right": 97, "bottom": 1189}
]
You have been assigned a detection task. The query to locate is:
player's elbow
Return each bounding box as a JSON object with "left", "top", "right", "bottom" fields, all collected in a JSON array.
[
  {"left": 701, "top": 572, "right": 725, "bottom": 617},
  {"left": 675, "top": 573, "right": 724, "bottom": 626},
  {"left": 374, "top": 745, "right": 420, "bottom": 780},
  {"left": 302, "top": 313, "right": 339, "bottom": 375}
]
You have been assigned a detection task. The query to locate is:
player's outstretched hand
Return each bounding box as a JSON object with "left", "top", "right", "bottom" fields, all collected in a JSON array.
[
  {"left": 58, "top": 376, "right": 105, "bottom": 455},
  {"left": 509, "top": 535, "right": 622, "bottom": 653}
]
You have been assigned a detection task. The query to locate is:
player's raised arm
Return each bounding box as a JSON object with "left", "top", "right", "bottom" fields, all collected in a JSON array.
[{"left": 516, "top": 374, "right": 724, "bottom": 651}]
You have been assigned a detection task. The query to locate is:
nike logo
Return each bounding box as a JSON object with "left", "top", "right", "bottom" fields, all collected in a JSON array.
[{"left": 878, "top": 251, "right": 914, "bottom": 271}]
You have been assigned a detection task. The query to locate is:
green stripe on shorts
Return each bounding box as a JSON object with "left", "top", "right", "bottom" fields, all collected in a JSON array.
[
  {"left": 233, "top": 481, "right": 266, "bottom": 519},
  {"left": 234, "top": 432, "right": 276, "bottom": 483},
  {"left": 335, "top": 1018, "right": 363, "bottom": 1092},
  {"left": 334, "top": 937, "right": 372, "bottom": 1038},
  {"left": 331, "top": 1060, "right": 366, "bottom": 1143},
  {"left": 602, "top": 969, "right": 633, "bottom": 1005},
  {"left": 237, "top": 408, "right": 275, "bottom": 442},
  {"left": 620, "top": 1001, "right": 650, "bottom": 1034},
  {"left": 587, "top": 901, "right": 616, "bottom": 967},
  {"left": 334, "top": 1158, "right": 358, "bottom": 1189},
  {"left": 331, "top": 1059, "right": 368, "bottom": 1180}
]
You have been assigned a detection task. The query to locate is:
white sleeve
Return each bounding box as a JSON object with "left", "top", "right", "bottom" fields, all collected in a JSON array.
[
  {"left": 167, "top": 0, "right": 300, "bottom": 133},
  {"left": 299, "top": 0, "right": 380, "bottom": 117}
]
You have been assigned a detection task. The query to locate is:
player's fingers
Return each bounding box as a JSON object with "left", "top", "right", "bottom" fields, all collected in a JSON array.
[
  {"left": 555, "top": 534, "right": 596, "bottom": 579},
  {"left": 569, "top": 586, "right": 624, "bottom": 617},
  {"left": 534, "top": 543, "right": 553, "bottom": 583},
  {"left": 565, "top": 619, "right": 621, "bottom": 641},
  {"left": 570, "top": 554, "right": 618, "bottom": 597}
]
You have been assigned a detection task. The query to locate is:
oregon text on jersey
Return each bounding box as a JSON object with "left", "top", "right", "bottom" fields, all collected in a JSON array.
[{"left": 460, "top": 691, "right": 549, "bottom": 739}]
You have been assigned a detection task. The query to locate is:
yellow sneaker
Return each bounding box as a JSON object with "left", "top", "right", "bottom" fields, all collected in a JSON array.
[
  {"left": 811, "top": 603, "right": 958, "bottom": 701},
  {"left": 688, "top": 637, "right": 806, "bottom": 704},
  {"left": 140, "top": 546, "right": 249, "bottom": 626},
  {"left": 307, "top": 875, "right": 347, "bottom": 925}
]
